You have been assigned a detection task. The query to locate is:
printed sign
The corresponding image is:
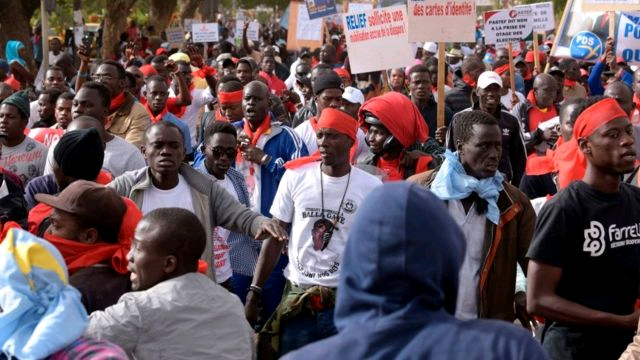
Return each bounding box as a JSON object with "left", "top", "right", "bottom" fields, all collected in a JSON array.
[
  {"left": 616, "top": 12, "right": 640, "bottom": 64},
  {"left": 515, "top": 2, "right": 555, "bottom": 31},
  {"left": 192, "top": 23, "right": 219, "bottom": 43},
  {"left": 305, "top": 0, "right": 339, "bottom": 20},
  {"left": 166, "top": 27, "right": 185, "bottom": 49},
  {"left": 551, "top": 0, "right": 612, "bottom": 61},
  {"left": 407, "top": 0, "right": 476, "bottom": 42},
  {"left": 483, "top": 8, "right": 534, "bottom": 48},
  {"left": 343, "top": 6, "right": 414, "bottom": 74},
  {"left": 296, "top": 3, "right": 324, "bottom": 40}
]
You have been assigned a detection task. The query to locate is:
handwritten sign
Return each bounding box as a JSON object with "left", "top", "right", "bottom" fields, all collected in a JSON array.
[
  {"left": 192, "top": 23, "right": 219, "bottom": 43},
  {"left": 343, "top": 6, "right": 414, "bottom": 74},
  {"left": 407, "top": 0, "right": 476, "bottom": 42}
]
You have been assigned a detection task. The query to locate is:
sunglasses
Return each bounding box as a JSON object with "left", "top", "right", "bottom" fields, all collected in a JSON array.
[{"left": 208, "top": 147, "right": 237, "bottom": 158}]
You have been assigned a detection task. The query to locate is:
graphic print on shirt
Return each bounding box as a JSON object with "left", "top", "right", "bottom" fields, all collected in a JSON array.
[
  {"left": 298, "top": 206, "right": 346, "bottom": 280},
  {"left": 583, "top": 220, "right": 640, "bottom": 257}
]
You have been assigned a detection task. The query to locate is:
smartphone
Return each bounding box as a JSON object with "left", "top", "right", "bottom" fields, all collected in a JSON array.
[{"left": 82, "top": 33, "right": 94, "bottom": 49}]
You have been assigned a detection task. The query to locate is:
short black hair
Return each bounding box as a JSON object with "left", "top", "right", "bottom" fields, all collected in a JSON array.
[
  {"left": 40, "top": 88, "right": 63, "bottom": 104},
  {"left": 313, "top": 63, "right": 332, "bottom": 71},
  {"left": 408, "top": 64, "right": 430, "bottom": 78},
  {"left": 461, "top": 56, "right": 485, "bottom": 76},
  {"left": 559, "top": 58, "right": 577, "bottom": 71},
  {"left": 57, "top": 91, "right": 75, "bottom": 102},
  {"left": 236, "top": 58, "right": 253, "bottom": 71},
  {"left": 152, "top": 55, "right": 168, "bottom": 65},
  {"left": 205, "top": 120, "right": 237, "bottom": 142},
  {"left": 219, "top": 78, "right": 243, "bottom": 92},
  {"left": 145, "top": 120, "right": 184, "bottom": 144},
  {"left": 453, "top": 110, "right": 499, "bottom": 146},
  {"left": 219, "top": 75, "right": 242, "bottom": 85},
  {"left": 424, "top": 56, "right": 439, "bottom": 69},
  {"left": 100, "top": 60, "right": 126, "bottom": 80},
  {"left": 46, "top": 66, "right": 64, "bottom": 75},
  {"left": 142, "top": 207, "right": 206, "bottom": 271},
  {"left": 80, "top": 81, "right": 112, "bottom": 108},
  {"left": 145, "top": 75, "right": 168, "bottom": 87},
  {"left": 561, "top": 97, "right": 583, "bottom": 127}
]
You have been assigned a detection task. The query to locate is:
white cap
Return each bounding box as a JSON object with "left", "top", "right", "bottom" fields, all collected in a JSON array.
[
  {"left": 423, "top": 42, "right": 437, "bottom": 54},
  {"left": 342, "top": 86, "right": 365, "bottom": 105},
  {"left": 477, "top": 71, "right": 503, "bottom": 89}
]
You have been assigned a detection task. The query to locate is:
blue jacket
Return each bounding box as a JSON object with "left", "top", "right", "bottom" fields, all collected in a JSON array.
[
  {"left": 232, "top": 118, "right": 308, "bottom": 216},
  {"left": 588, "top": 60, "right": 634, "bottom": 96},
  {"left": 282, "top": 182, "right": 548, "bottom": 360}
]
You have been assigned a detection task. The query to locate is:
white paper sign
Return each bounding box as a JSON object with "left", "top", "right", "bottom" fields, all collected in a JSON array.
[
  {"left": 407, "top": 0, "right": 477, "bottom": 42},
  {"left": 616, "top": 12, "right": 640, "bottom": 64},
  {"left": 192, "top": 23, "right": 220, "bottom": 43},
  {"left": 166, "top": 27, "right": 185, "bottom": 48},
  {"left": 343, "top": 6, "right": 414, "bottom": 74},
  {"left": 184, "top": 18, "right": 196, "bottom": 29},
  {"left": 296, "top": 3, "right": 324, "bottom": 41},
  {"left": 484, "top": 9, "right": 534, "bottom": 48},
  {"left": 515, "top": 2, "right": 555, "bottom": 31},
  {"left": 348, "top": 2, "right": 373, "bottom": 13}
]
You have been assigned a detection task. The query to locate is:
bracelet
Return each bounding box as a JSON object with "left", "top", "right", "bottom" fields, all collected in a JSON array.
[
  {"left": 248, "top": 284, "right": 262, "bottom": 296},
  {"left": 78, "top": 71, "right": 90, "bottom": 79}
]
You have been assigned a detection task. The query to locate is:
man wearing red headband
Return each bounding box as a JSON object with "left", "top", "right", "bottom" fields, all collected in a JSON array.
[
  {"left": 357, "top": 92, "right": 434, "bottom": 181},
  {"left": 527, "top": 97, "right": 640, "bottom": 360},
  {"left": 247, "top": 108, "right": 381, "bottom": 357},
  {"left": 492, "top": 59, "right": 525, "bottom": 111}
]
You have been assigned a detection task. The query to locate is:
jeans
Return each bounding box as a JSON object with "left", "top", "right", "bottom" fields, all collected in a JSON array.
[{"left": 279, "top": 307, "right": 337, "bottom": 356}]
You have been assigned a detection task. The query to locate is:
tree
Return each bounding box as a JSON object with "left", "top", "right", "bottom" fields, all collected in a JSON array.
[
  {"left": 148, "top": 0, "right": 177, "bottom": 36},
  {"left": 0, "top": 0, "right": 40, "bottom": 71},
  {"left": 102, "top": 0, "right": 138, "bottom": 60},
  {"left": 178, "top": 0, "right": 204, "bottom": 23}
]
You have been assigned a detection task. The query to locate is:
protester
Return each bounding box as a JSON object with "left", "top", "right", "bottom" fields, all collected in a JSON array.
[
  {"left": 0, "top": 83, "right": 13, "bottom": 102},
  {"left": 527, "top": 98, "right": 640, "bottom": 360},
  {"left": 5, "top": 40, "right": 34, "bottom": 88},
  {"left": 445, "top": 56, "right": 485, "bottom": 114},
  {"left": 260, "top": 52, "right": 287, "bottom": 96},
  {"left": 0, "top": 91, "right": 48, "bottom": 185},
  {"left": 85, "top": 208, "right": 255, "bottom": 359},
  {"left": 492, "top": 59, "right": 526, "bottom": 111},
  {"left": 446, "top": 71, "right": 527, "bottom": 186},
  {"left": 51, "top": 91, "right": 74, "bottom": 130},
  {"left": 408, "top": 64, "right": 453, "bottom": 138},
  {"left": 0, "top": 228, "right": 128, "bottom": 360},
  {"left": 32, "top": 88, "right": 63, "bottom": 129},
  {"left": 409, "top": 110, "right": 535, "bottom": 323},
  {"left": 281, "top": 182, "right": 547, "bottom": 360},
  {"left": 291, "top": 64, "right": 333, "bottom": 127},
  {"left": 604, "top": 80, "right": 634, "bottom": 116},
  {"left": 249, "top": 108, "right": 382, "bottom": 356},
  {"left": 560, "top": 58, "right": 588, "bottom": 99},
  {"left": 195, "top": 120, "right": 260, "bottom": 295},
  {"left": 340, "top": 86, "right": 364, "bottom": 119}
]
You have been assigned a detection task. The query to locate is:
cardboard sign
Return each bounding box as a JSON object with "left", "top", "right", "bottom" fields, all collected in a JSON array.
[
  {"left": 582, "top": 0, "right": 640, "bottom": 12},
  {"left": 343, "top": 6, "right": 414, "bottom": 74},
  {"left": 550, "top": 0, "right": 611, "bottom": 61},
  {"left": 296, "top": 3, "right": 324, "bottom": 40},
  {"left": 515, "top": 2, "right": 555, "bottom": 31},
  {"left": 305, "top": 0, "right": 338, "bottom": 20},
  {"left": 192, "top": 23, "right": 219, "bottom": 43},
  {"left": 287, "top": 2, "right": 324, "bottom": 50},
  {"left": 616, "top": 12, "right": 640, "bottom": 64},
  {"left": 484, "top": 9, "right": 534, "bottom": 48},
  {"left": 235, "top": 20, "right": 260, "bottom": 41},
  {"left": 407, "top": 0, "right": 476, "bottom": 42},
  {"left": 166, "top": 27, "right": 185, "bottom": 49}
]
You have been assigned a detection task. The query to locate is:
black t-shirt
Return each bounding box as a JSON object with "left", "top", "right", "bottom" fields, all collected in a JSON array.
[{"left": 528, "top": 181, "right": 640, "bottom": 359}]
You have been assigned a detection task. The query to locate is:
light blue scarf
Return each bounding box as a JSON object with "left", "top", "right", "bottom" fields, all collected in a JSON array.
[
  {"left": 5, "top": 40, "right": 26, "bottom": 67},
  {"left": 0, "top": 228, "right": 88, "bottom": 360},
  {"left": 431, "top": 150, "right": 504, "bottom": 225}
]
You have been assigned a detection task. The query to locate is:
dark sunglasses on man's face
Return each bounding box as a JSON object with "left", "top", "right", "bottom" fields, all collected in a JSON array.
[{"left": 209, "top": 147, "right": 237, "bottom": 158}]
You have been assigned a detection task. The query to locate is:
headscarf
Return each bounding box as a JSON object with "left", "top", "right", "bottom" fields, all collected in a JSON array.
[
  {"left": 431, "top": 150, "right": 505, "bottom": 225},
  {"left": 5, "top": 40, "right": 26, "bottom": 67},
  {"left": 358, "top": 92, "right": 428, "bottom": 147},
  {"left": 554, "top": 98, "right": 628, "bottom": 189},
  {"left": 0, "top": 228, "right": 88, "bottom": 359}
]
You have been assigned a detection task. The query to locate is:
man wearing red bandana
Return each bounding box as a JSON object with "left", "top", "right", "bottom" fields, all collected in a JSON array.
[
  {"left": 528, "top": 97, "right": 640, "bottom": 360},
  {"left": 560, "top": 58, "right": 587, "bottom": 100}
]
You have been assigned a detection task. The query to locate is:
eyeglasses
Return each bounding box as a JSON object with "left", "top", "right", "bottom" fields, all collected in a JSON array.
[
  {"left": 208, "top": 147, "right": 237, "bottom": 158},
  {"left": 92, "top": 74, "right": 114, "bottom": 81}
]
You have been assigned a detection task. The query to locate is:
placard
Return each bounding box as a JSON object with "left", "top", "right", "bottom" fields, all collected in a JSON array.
[
  {"left": 192, "top": 23, "right": 220, "bottom": 43},
  {"left": 348, "top": 2, "right": 373, "bottom": 13},
  {"left": 287, "top": 2, "right": 324, "bottom": 51},
  {"left": 305, "top": 0, "right": 338, "bottom": 20},
  {"left": 407, "top": 0, "right": 476, "bottom": 42},
  {"left": 184, "top": 18, "right": 196, "bottom": 29},
  {"left": 582, "top": 0, "right": 640, "bottom": 12},
  {"left": 166, "top": 27, "right": 185, "bottom": 49},
  {"left": 515, "top": 2, "right": 555, "bottom": 31},
  {"left": 343, "top": 6, "right": 414, "bottom": 74},
  {"left": 235, "top": 20, "right": 260, "bottom": 41},
  {"left": 483, "top": 9, "right": 534, "bottom": 48},
  {"left": 296, "top": 3, "right": 324, "bottom": 40},
  {"left": 616, "top": 12, "right": 640, "bottom": 64}
]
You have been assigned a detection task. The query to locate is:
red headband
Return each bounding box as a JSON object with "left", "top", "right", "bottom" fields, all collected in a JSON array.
[
  {"left": 218, "top": 90, "right": 243, "bottom": 105},
  {"left": 493, "top": 64, "right": 510, "bottom": 76},
  {"left": 318, "top": 107, "right": 357, "bottom": 142},
  {"left": 334, "top": 68, "right": 350, "bottom": 80},
  {"left": 573, "top": 97, "right": 628, "bottom": 139}
]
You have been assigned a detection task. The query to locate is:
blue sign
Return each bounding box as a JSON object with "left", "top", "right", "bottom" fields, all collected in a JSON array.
[
  {"left": 569, "top": 31, "right": 604, "bottom": 61},
  {"left": 305, "top": 0, "right": 338, "bottom": 20}
]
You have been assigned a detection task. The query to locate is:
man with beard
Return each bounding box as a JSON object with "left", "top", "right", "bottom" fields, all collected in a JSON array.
[{"left": 246, "top": 108, "right": 381, "bottom": 357}]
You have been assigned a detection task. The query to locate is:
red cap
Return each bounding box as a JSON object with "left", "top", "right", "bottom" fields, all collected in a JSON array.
[{"left": 155, "top": 48, "right": 168, "bottom": 56}]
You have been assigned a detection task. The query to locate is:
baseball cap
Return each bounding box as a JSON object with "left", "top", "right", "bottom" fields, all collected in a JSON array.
[
  {"left": 342, "top": 86, "right": 364, "bottom": 105},
  {"left": 35, "top": 180, "right": 126, "bottom": 233},
  {"left": 477, "top": 71, "right": 503, "bottom": 89},
  {"left": 423, "top": 42, "right": 437, "bottom": 54},
  {"left": 169, "top": 52, "right": 190, "bottom": 63}
]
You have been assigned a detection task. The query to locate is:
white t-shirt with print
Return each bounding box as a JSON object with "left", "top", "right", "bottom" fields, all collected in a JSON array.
[
  {"left": 141, "top": 174, "right": 195, "bottom": 214},
  {"left": 210, "top": 175, "right": 236, "bottom": 283},
  {"left": 270, "top": 162, "right": 382, "bottom": 288},
  {"left": 0, "top": 136, "right": 47, "bottom": 185}
]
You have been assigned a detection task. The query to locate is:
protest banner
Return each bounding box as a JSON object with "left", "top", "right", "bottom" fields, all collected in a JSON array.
[
  {"left": 166, "top": 27, "right": 185, "bottom": 49},
  {"left": 616, "top": 12, "right": 640, "bottom": 64},
  {"left": 305, "top": 0, "right": 338, "bottom": 19},
  {"left": 348, "top": 2, "right": 374, "bottom": 13},
  {"left": 235, "top": 21, "right": 261, "bottom": 41},
  {"left": 483, "top": 8, "right": 535, "bottom": 50},
  {"left": 407, "top": 0, "right": 476, "bottom": 42},
  {"left": 582, "top": 0, "right": 640, "bottom": 12},
  {"left": 515, "top": 2, "right": 555, "bottom": 31},
  {"left": 287, "top": 1, "right": 324, "bottom": 51},
  {"left": 192, "top": 23, "right": 220, "bottom": 43},
  {"left": 343, "top": 5, "right": 414, "bottom": 74}
]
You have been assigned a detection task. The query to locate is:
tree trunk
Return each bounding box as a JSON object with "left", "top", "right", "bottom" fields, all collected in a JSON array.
[
  {"left": 178, "top": 0, "right": 204, "bottom": 23},
  {"left": 102, "top": 0, "right": 138, "bottom": 60},
  {"left": 0, "top": 0, "right": 40, "bottom": 73},
  {"left": 199, "top": 0, "right": 218, "bottom": 22},
  {"left": 148, "top": 0, "right": 178, "bottom": 35}
]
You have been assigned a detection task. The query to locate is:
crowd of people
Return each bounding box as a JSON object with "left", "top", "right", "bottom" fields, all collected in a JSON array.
[{"left": 2, "top": 12, "right": 640, "bottom": 360}]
